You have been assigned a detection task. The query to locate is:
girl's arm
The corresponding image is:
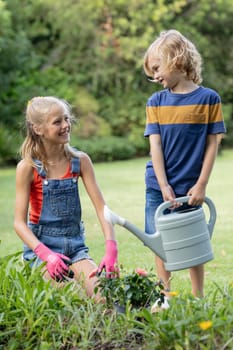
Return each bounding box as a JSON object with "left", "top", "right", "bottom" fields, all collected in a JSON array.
[
  {"left": 149, "top": 134, "right": 177, "bottom": 205},
  {"left": 79, "top": 152, "right": 116, "bottom": 240},
  {"left": 14, "top": 160, "right": 71, "bottom": 279},
  {"left": 187, "top": 134, "right": 218, "bottom": 206},
  {"left": 79, "top": 152, "right": 118, "bottom": 277},
  {"left": 14, "top": 160, "right": 41, "bottom": 250}
]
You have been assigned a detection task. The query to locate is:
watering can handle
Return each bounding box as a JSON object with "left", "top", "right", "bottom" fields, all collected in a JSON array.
[{"left": 155, "top": 196, "right": 217, "bottom": 237}]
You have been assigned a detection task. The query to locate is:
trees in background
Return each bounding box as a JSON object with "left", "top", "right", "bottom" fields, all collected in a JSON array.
[{"left": 0, "top": 0, "right": 232, "bottom": 164}]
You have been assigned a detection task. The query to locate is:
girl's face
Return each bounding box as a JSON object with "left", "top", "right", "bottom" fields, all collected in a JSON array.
[
  {"left": 147, "top": 55, "right": 182, "bottom": 91},
  {"left": 40, "top": 105, "right": 71, "bottom": 145}
]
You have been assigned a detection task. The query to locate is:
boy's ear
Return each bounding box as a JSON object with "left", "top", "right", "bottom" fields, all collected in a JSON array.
[{"left": 32, "top": 124, "right": 43, "bottom": 136}]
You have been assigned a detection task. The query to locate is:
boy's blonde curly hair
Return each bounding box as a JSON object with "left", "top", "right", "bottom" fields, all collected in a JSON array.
[{"left": 144, "top": 29, "right": 203, "bottom": 84}]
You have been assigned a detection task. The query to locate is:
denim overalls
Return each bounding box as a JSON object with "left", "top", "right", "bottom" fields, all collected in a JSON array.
[{"left": 23, "top": 157, "right": 91, "bottom": 265}]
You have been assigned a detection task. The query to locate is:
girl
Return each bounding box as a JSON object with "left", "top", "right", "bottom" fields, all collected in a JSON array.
[
  {"left": 143, "top": 30, "right": 226, "bottom": 298},
  {"left": 14, "top": 96, "right": 118, "bottom": 298}
]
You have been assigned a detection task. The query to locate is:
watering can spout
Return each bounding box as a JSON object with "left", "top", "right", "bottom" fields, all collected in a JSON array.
[{"left": 104, "top": 206, "right": 167, "bottom": 261}]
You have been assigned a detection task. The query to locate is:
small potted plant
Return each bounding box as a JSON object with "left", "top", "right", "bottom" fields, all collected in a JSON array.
[{"left": 95, "top": 267, "right": 165, "bottom": 312}]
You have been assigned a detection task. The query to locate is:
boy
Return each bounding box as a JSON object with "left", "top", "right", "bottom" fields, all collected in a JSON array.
[{"left": 143, "top": 29, "right": 226, "bottom": 297}]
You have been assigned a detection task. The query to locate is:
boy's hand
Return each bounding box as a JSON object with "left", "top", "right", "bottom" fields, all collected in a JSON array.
[
  {"left": 161, "top": 184, "right": 181, "bottom": 209},
  {"left": 187, "top": 184, "right": 206, "bottom": 206}
]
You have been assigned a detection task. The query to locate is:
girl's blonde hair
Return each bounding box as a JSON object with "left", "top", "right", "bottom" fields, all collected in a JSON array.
[
  {"left": 144, "top": 29, "right": 202, "bottom": 84},
  {"left": 20, "top": 96, "right": 77, "bottom": 170}
]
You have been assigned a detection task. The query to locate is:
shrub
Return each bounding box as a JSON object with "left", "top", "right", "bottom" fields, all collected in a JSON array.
[
  {"left": 74, "top": 136, "right": 137, "bottom": 162},
  {"left": 0, "top": 124, "right": 22, "bottom": 165},
  {"left": 95, "top": 267, "right": 164, "bottom": 309}
]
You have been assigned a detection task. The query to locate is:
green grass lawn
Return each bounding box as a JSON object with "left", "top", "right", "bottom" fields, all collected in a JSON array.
[{"left": 1, "top": 149, "right": 233, "bottom": 296}]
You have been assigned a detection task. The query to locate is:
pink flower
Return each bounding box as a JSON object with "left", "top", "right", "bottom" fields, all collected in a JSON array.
[{"left": 135, "top": 268, "right": 148, "bottom": 277}]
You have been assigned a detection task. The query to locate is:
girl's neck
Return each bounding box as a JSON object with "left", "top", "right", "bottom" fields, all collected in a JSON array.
[
  {"left": 46, "top": 155, "right": 70, "bottom": 178},
  {"left": 44, "top": 145, "right": 67, "bottom": 164},
  {"left": 47, "top": 156, "right": 67, "bottom": 166}
]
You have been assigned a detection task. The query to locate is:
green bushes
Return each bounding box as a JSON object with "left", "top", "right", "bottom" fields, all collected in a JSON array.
[
  {"left": 0, "top": 125, "right": 21, "bottom": 165},
  {"left": 1, "top": 0, "right": 233, "bottom": 166},
  {"left": 74, "top": 136, "right": 139, "bottom": 162},
  {"left": 222, "top": 104, "right": 233, "bottom": 147}
]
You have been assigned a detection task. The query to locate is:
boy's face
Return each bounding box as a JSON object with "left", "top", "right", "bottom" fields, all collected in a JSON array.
[{"left": 147, "top": 55, "right": 181, "bottom": 90}]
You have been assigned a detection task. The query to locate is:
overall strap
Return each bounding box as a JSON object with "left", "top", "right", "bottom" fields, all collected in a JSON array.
[
  {"left": 33, "top": 160, "right": 46, "bottom": 178},
  {"left": 71, "top": 157, "right": 80, "bottom": 175},
  {"left": 33, "top": 157, "right": 80, "bottom": 177}
]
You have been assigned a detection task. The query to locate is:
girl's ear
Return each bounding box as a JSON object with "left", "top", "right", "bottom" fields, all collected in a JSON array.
[{"left": 32, "top": 124, "right": 43, "bottom": 136}]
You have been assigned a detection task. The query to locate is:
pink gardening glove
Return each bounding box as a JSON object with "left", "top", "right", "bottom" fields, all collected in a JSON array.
[
  {"left": 89, "top": 240, "right": 119, "bottom": 279},
  {"left": 34, "top": 243, "right": 72, "bottom": 281}
]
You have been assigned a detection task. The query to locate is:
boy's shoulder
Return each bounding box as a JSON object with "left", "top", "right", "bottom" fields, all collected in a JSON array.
[
  {"left": 200, "top": 86, "right": 220, "bottom": 97},
  {"left": 147, "top": 88, "right": 168, "bottom": 105},
  {"left": 147, "top": 86, "right": 221, "bottom": 106}
]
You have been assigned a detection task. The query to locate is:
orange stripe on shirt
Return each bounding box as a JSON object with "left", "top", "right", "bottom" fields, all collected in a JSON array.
[{"left": 146, "top": 104, "right": 223, "bottom": 125}]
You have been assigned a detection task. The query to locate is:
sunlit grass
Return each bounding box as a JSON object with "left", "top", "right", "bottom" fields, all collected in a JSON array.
[{"left": 1, "top": 149, "right": 233, "bottom": 295}]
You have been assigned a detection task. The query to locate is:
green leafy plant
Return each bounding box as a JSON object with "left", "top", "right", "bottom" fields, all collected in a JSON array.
[{"left": 95, "top": 267, "right": 165, "bottom": 309}]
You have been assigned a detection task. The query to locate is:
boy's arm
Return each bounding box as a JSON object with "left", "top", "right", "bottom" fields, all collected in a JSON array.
[
  {"left": 187, "top": 134, "right": 218, "bottom": 206},
  {"left": 149, "top": 134, "right": 177, "bottom": 206}
]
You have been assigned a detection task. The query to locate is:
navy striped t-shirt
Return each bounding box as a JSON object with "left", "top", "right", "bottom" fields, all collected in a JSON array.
[{"left": 144, "top": 86, "right": 226, "bottom": 194}]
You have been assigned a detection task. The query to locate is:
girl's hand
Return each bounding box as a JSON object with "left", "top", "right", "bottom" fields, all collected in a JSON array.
[
  {"left": 34, "top": 243, "right": 72, "bottom": 280},
  {"left": 89, "top": 240, "right": 119, "bottom": 279}
]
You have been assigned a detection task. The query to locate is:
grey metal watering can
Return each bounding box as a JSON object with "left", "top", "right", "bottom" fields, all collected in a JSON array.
[{"left": 104, "top": 196, "right": 216, "bottom": 271}]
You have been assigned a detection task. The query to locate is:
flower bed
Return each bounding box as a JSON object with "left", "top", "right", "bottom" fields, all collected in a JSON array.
[{"left": 95, "top": 267, "right": 165, "bottom": 311}]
